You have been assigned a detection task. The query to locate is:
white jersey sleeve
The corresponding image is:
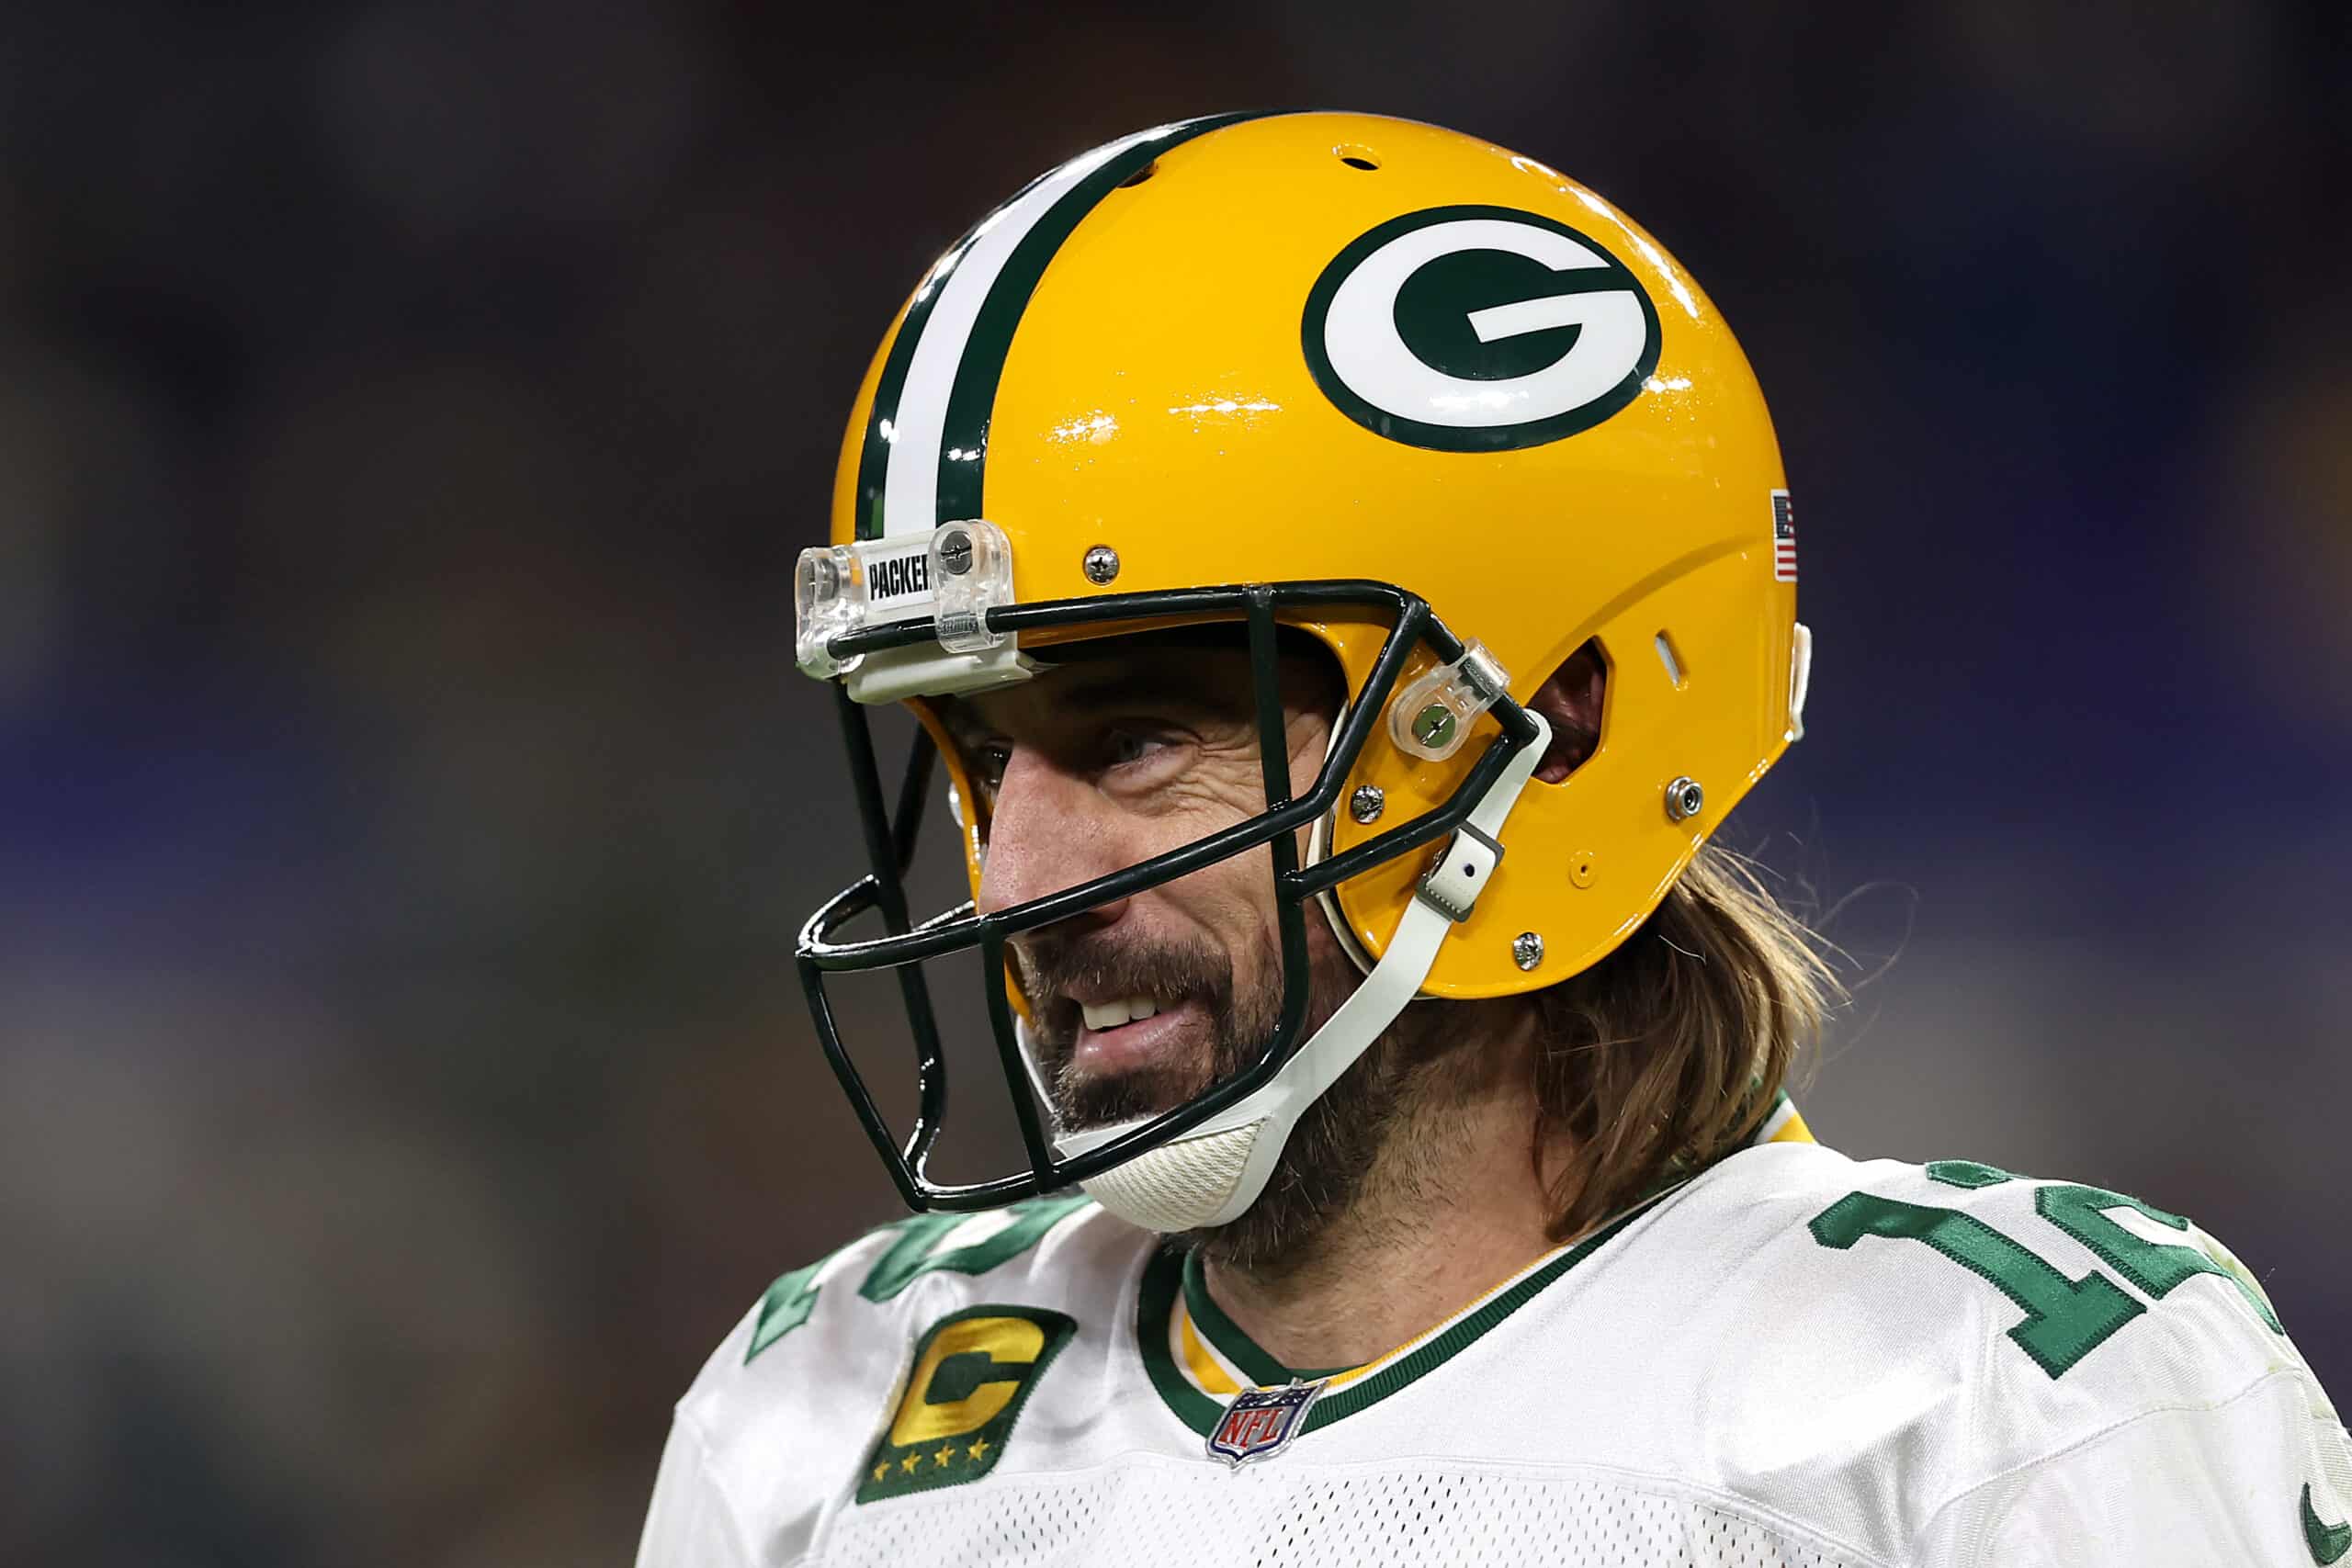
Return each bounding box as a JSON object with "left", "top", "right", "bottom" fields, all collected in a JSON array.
[
  {"left": 1909, "top": 1368, "right": 2352, "bottom": 1566},
  {"left": 637, "top": 1406, "right": 758, "bottom": 1568},
  {"left": 634, "top": 1196, "right": 1128, "bottom": 1568},
  {"left": 1779, "top": 1157, "right": 2352, "bottom": 1568}
]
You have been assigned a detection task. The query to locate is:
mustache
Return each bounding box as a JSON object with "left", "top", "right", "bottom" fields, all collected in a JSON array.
[
  {"left": 1012, "top": 931, "right": 1236, "bottom": 1050},
  {"left": 1012, "top": 923, "right": 1363, "bottom": 1134},
  {"left": 1014, "top": 929, "right": 1257, "bottom": 1132}
]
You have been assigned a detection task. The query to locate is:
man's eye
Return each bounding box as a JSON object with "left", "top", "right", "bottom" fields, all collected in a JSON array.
[
  {"left": 973, "top": 743, "right": 1012, "bottom": 786},
  {"left": 1104, "top": 729, "right": 1172, "bottom": 769}
]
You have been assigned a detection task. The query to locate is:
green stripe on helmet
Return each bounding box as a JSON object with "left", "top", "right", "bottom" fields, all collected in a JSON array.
[
  {"left": 930, "top": 110, "right": 1273, "bottom": 528},
  {"left": 850, "top": 164, "right": 1057, "bottom": 543}
]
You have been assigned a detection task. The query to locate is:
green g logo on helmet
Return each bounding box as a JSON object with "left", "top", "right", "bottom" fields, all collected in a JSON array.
[{"left": 1302, "top": 205, "right": 1663, "bottom": 452}]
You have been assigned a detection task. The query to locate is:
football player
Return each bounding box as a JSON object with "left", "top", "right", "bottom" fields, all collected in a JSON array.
[{"left": 639, "top": 112, "right": 2350, "bottom": 1565}]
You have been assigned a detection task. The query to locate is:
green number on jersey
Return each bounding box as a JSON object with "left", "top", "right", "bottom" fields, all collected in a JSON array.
[
  {"left": 746, "top": 1195, "right": 1091, "bottom": 1362},
  {"left": 746, "top": 1256, "right": 829, "bottom": 1356},
  {"left": 2035, "top": 1183, "right": 2282, "bottom": 1331},
  {"left": 1931, "top": 1161, "right": 2282, "bottom": 1332},
  {"left": 1809, "top": 1191, "right": 2143, "bottom": 1378},
  {"left": 1814, "top": 1163, "right": 2282, "bottom": 1380},
  {"left": 857, "top": 1197, "right": 1092, "bottom": 1303}
]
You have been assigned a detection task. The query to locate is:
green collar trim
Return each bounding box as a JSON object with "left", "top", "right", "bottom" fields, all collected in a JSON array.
[
  {"left": 1137, "top": 1249, "right": 1226, "bottom": 1436},
  {"left": 1137, "top": 1199, "right": 1656, "bottom": 1439},
  {"left": 1179, "top": 1249, "right": 1352, "bottom": 1384}
]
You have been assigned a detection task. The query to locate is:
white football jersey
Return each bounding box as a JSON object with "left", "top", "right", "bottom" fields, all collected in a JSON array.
[{"left": 639, "top": 1122, "right": 2351, "bottom": 1567}]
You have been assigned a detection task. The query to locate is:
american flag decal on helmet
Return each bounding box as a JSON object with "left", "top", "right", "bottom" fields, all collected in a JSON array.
[{"left": 1771, "top": 490, "right": 1798, "bottom": 583}]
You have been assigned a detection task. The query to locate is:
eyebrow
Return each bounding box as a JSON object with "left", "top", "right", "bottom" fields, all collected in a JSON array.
[
  {"left": 938, "top": 658, "right": 1245, "bottom": 750},
  {"left": 1051, "top": 661, "right": 1240, "bottom": 715}
]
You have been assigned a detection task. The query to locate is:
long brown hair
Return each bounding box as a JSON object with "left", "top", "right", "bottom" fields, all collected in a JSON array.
[{"left": 1526, "top": 843, "right": 1843, "bottom": 1240}]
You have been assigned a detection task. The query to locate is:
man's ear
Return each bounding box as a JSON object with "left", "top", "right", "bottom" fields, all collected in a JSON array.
[{"left": 1527, "top": 640, "right": 1606, "bottom": 784}]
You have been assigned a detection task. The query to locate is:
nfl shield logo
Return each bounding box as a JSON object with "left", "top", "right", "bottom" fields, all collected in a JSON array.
[{"left": 1205, "top": 1379, "right": 1328, "bottom": 1467}]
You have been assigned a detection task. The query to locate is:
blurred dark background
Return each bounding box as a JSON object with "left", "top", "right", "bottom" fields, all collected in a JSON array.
[{"left": 3, "top": 2, "right": 2346, "bottom": 1562}]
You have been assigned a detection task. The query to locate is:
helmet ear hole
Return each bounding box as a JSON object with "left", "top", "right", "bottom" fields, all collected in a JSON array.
[{"left": 1530, "top": 639, "right": 1607, "bottom": 784}]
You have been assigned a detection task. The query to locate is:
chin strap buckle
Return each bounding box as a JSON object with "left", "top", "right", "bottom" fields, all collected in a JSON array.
[{"left": 1414, "top": 821, "right": 1504, "bottom": 924}]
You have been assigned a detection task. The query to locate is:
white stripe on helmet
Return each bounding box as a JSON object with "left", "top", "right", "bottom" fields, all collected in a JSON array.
[{"left": 877, "top": 124, "right": 1169, "bottom": 538}]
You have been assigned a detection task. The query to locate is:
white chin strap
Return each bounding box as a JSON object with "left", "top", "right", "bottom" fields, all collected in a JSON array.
[{"left": 1056, "top": 714, "right": 1552, "bottom": 1234}]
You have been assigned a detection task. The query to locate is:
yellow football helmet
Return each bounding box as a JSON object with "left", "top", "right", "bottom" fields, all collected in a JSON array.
[{"left": 794, "top": 111, "right": 1812, "bottom": 1226}]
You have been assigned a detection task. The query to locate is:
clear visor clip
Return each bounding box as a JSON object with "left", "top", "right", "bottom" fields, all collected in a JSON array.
[
  {"left": 792, "top": 519, "right": 1016, "bottom": 679},
  {"left": 1388, "top": 639, "right": 1510, "bottom": 762}
]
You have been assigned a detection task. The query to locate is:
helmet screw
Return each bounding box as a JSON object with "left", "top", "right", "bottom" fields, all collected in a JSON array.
[
  {"left": 1411, "top": 704, "right": 1455, "bottom": 751},
  {"left": 1512, "top": 931, "right": 1544, "bottom": 971},
  {"left": 1081, "top": 544, "right": 1121, "bottom": 585},
  {"left": 937, "top": 528, "right": 974, "bottom": 576},
  {"left": 1349, "top": 784, "right": 1385, "bottom": 824},
  {"left": 1665, "top": 776, "right": 1705, "bottom": 822}
]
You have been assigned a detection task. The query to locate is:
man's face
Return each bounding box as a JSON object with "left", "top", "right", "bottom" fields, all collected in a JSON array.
[{"left": 944, "top": 636, "right": 1350, "bottom": 1131}]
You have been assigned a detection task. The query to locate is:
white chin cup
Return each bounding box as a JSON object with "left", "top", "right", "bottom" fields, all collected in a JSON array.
[
  {"left": 1063, "top": 712, "right": 1552, "bottom": 1233},
  {"left": 1075, "top": 1120, "right": 1271, "bottom": 1234}
]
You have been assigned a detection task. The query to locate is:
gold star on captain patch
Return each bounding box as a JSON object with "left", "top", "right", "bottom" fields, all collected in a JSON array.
[
  {"left": 967, "top": 1437, "right": 990, "bottom": 1461},
  {"left": 872, "top": 1461, "right": 888, "bottom": 1482},
  {"left": 899, "top": 1453, "right": 921, "bottom": 1474},
  {"left": 933, "top": 1444, "right": 956, "bottom": 1467}
]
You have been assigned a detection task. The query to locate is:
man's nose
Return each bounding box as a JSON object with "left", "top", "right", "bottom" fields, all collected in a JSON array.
[{"left": 974, "top": 746, "right": 1133, "bottom": 931}]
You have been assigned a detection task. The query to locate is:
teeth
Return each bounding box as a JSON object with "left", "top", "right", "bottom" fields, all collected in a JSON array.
[{"left": 1080, "top": 997, "right": 1160, "bottom": 1032}]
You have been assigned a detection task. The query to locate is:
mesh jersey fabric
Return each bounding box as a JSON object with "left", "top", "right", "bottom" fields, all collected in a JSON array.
[
  {"left": 639, "top": 1140, "right": 2352, "bottom": 1568},
  {"left": 823, "top": 1467, "right": 1860, "bottom": 1568}
]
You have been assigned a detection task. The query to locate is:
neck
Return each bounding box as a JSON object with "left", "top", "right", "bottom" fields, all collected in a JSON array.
[{"left": 1195, "top": 1025, "right": 1566, "bottom": 1373}]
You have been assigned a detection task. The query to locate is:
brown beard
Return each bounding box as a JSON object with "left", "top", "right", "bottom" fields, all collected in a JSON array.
[
  {"left": 1014, "top": 917, "right": 1469, "bottom": 1277},
  {"left": 1015, "top": 929, "right": 1260, "bottom": 1130}
]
